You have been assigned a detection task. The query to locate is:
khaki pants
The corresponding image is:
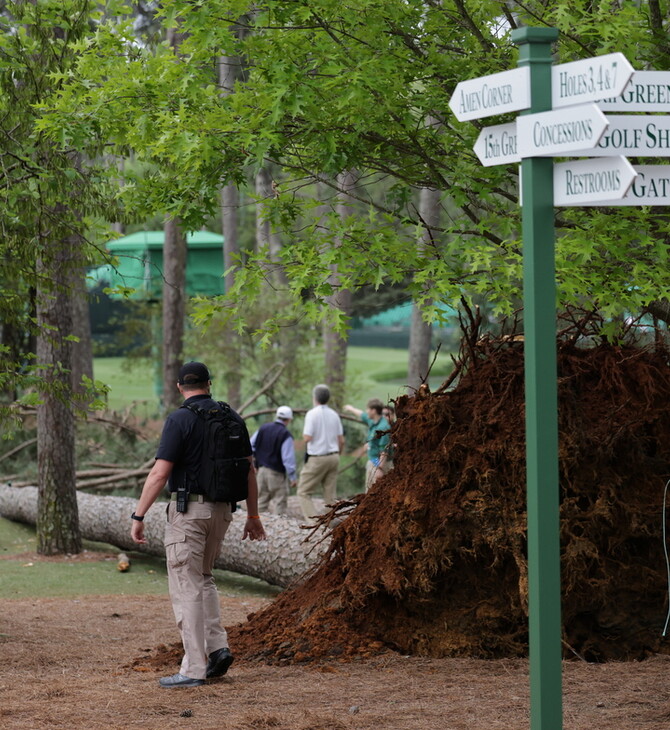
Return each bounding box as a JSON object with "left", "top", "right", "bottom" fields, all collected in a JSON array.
[
  {"left": 164, "top": 499, "right": 232, "bottom": 680},
  {"left": 365, "top": 459, "right": 392, "bottom": 492},
  {"left": 256, "top": 466, "right": 289, "bottom": 515},
  {"left": 297, "top": 453, "right": 339, "bottom": 519}
]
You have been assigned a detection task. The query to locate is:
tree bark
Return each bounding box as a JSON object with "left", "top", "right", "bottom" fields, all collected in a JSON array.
[
  {"left": 323, "top": 171, "right": 355, "bottom": 409},
  {"left": 220, "top": 50, "right": 243, "bottom": 408},
  {"left": 35, "top": 237, "right": 81, "bottom": 555},
  {"left": 0, "top": 486, "right": 324, "bottom": 588},
  {"left": 408, "top": 185, "right": 441, "bottom": 390},
  {"left": 70, "top": 263, "right": 94, "bottom": 396},
  {"left": 162, "top": 216, "right": 186, "bottom": 411}
]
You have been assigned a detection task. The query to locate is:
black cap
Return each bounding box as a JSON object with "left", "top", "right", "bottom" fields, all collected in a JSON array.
[{"left": 177, "top": 361, "right": 211, "bottom": 386}]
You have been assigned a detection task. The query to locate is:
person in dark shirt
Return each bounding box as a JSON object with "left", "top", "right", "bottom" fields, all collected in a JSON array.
[
  {"left": 250, "top": 405, "right": 297, "bottom": 515},
  {"left": 130, "top": 361, "right": 265, "bottom": 688}
]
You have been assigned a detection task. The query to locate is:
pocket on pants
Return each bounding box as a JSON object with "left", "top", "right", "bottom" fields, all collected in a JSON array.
[{"left": 164, "top": 523, "right": 189, "bottom": 569}]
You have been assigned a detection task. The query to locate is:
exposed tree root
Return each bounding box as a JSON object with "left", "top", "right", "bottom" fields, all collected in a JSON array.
[{"left": 231, "top": 313, "right": 670, "bottom": 664}]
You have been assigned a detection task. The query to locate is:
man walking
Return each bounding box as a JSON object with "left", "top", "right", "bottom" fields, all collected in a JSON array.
[
  {"left": 130, "top": 361, "right": 266, "bottom": 688},
  {"left": 344, "top": 398, "right": 391, "bottom": 492},
  {"left": 297, "top": 384, "right": 344, "bottom": 520},
  {"left": 251, "top": 405, "right": 297, "bottom": 515}
]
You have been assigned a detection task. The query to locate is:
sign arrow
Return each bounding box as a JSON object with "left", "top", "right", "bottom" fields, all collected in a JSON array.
[
  {"left": 449, "top": 67, "right": 530, "bottom": 122},
  {"left": 552, "top": 52, "right": 634, "bottom": 108},
  {"left": 553, "top": 156, "right": 636, "bottom": 206},
  {"left": 560, "top": 115, "right": 670, "bottom": 157},
  {"left": 588, "top": 165, "right": 670, "bottom": 206},
  {"left": 598, "top": 71, "right": 670, "bottom": 112},
  {"left": 517, "top": 103, "right": 608, "bottom": 158},
  {"left": 473, "top": 122, "right": 520, "bottom": 166}
]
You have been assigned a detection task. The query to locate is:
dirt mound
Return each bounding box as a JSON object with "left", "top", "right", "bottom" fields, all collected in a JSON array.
[{"left": 230, "top": 323, "right": 670, "bottom": 664}]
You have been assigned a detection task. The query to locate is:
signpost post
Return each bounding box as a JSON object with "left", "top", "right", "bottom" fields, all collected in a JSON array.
[{"left": 511, "top": 26, "right": 562, "bottom": 730}]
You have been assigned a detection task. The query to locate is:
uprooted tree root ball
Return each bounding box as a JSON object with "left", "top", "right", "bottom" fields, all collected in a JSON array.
[{"left": 230, "top": 320, "right": 670, "bottom": 665}]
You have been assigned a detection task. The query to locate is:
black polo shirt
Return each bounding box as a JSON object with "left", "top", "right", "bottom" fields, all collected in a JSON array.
[{"left": 155, "top": 394, "right": 251, "bottom": 494}]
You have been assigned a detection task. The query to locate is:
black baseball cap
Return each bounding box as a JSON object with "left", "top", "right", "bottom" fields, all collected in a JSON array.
[{"left": 177, "top": 361, "right": 211, "bottom": 385}]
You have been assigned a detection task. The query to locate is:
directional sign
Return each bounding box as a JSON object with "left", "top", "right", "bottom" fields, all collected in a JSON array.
[
  {"left": 473, "top": 122, "right": 520, "bottom": 166},
  {"left": 599, "top": 71, "right": 670, "bottom": 112},
  {"left": 517, "top": 103, "right": 608, "bottom": 158},
  {"left": 564, "top": 115, "right": 670, "bottom": 157},
  {"left": 448, "top": 67, "right": 530, "bottom": 122},
  {"left": 552, "top": 52, "right": 634, "bottom": 108},
  {"left": 553, "top": 156, "right": 636, "bottom": 206},
  {"left": 588, "top": 165, "right": 670, "bottom": 206}
]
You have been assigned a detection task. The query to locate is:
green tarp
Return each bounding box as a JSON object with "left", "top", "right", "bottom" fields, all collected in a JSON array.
[{"left": 87, "top": 230, "right": 225, "bottom": 300}]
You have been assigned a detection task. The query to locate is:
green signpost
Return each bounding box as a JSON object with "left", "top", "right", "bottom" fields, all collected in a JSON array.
[
  {"left": 513, "top": 28, "right": 562, "bottom": 730},
  {"left": 449, "top": 26, "right": 639, "bottom": 730}
]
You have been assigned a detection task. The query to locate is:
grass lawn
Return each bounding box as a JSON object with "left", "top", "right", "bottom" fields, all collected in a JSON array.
[
  {"left": 94, "top": 346, "right": 453, "bottom": 413},
  {"left": 0, "top": 516, "right": 281, "bottom": 600}
]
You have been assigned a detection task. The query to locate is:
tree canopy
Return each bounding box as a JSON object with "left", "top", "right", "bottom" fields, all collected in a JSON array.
[{"left": 23, "top": 0, "right": 670, "bottom": 338}]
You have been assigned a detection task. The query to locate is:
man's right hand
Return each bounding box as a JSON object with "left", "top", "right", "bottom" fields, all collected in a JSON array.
[{"left": 131, "top": 521, "right": 146, "bottom": 545}]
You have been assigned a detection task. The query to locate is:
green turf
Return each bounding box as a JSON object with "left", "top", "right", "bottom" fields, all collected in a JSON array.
[
  {"left": 93, "top": 346, "right": 453, "bottom": 413},
  {"left": 0, "top": 516, "right": 281, "bottom": 600}
]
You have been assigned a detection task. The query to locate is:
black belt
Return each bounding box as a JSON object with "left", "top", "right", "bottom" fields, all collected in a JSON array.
[
  {"left": 170, "top": 493, "right": 213, "bottom": 503},
  {"left": 310, "top": 451, "right": 339, "bottom": 456}
]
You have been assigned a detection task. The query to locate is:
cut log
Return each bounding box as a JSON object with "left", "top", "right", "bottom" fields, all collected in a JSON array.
[{"left": 0, "top": 485, "right": 326, "bottom": 588}]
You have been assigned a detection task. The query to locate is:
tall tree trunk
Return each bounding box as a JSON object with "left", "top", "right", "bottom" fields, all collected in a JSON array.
[
  {"left": 220, "top": 51, "right": 243, "bottom": 407},
  {"left": 407, "top": 186, "right": 441, "bottom": 390},
  {"left": 323, "top": 171, "right": 354, "bottom": 409},
  {"left": 255, "top": 166, "right": 286, "bottom": 285},
  {"left": 256, "top": 167, "right": 271, "bottom": 255},
  {"left": 35, "top": 235, "right": 81, "bottom": 555},
  {"left": 70, "top": 264, "right": 94, "bottom": 397},
  {"left": 162, "top": 217, "right": 186, "bottom": 411}
]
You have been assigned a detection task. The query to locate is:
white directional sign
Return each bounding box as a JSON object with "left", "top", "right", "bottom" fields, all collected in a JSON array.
[
  {"left": 449, "top": 67, "right": 530, "bottom": 122},
  {"left": 588, "top": 165, "right": 670, "bottom": 206},
  {"left": 599, "top": 71, "right": 670, "bottom": 112},
  {"left": 473, "top": 122, "right": 520, "bottom": 166},
  {"left": 517, "top": 103, "right": 608, "bottom": 158},
  {"left": 553, "top": 156, "right": 636, "bottom": 206},
  {"left": 552, "top": 52, "right": 634, "bottom": 108},
  {"left": 564, "top": 115, "right": 670, "bottom": 157}
]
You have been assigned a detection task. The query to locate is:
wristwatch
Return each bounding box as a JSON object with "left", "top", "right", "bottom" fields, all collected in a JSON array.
[{"left": 131, "top": 512, "right": 144, "bottom": 522}]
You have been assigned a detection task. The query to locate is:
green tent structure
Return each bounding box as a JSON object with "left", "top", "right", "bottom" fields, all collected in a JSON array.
[
  {"left": 88, "top": 230, "right": 225, "bottom": 300},
  {"left": 88, "top": 230, "right": 225, "bottom": 372}
]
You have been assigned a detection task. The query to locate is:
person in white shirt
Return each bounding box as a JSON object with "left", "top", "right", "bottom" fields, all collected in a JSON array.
[{"left": 297, "top": 384, "right": 344, "bottom": 519}]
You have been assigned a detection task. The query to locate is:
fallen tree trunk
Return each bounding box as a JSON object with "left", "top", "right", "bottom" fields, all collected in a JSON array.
[{"left": 0, "top": 485, "right": 326, "bottom": 588}]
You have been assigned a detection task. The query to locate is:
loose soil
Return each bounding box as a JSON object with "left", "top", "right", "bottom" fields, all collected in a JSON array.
[
  {"left": 2, "top": 591, "right": 670, "bottom": 730},
  {"left": 232, "top": 328, "right": 670, "bottom": 668}
]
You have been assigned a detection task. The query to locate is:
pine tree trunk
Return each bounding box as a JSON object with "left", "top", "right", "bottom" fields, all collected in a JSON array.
[
  {"left": 0, "top": 486, "right": 324, "bottom": 588},
  {"left": 323, "top": 170, "right": 355, "bottom": 408},
  {"left": 35, "top": 239, "right": 81, "bottom": 555},
  {"left": 162, "top": 217, "right": 186, "bottom": 411},
  {"left": 407, "top": 185, "right": 441, "bottom": 390},
  {"left": 70, "top": 263, "right": 94, "bottom": 395},
  {"left": 220, "top": 51, "right": 243, "bottom": 408}
]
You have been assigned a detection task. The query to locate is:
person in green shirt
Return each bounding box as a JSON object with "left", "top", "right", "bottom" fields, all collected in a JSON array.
[{"left": 344, "top": 398, "right": 392, "bottom": 492}]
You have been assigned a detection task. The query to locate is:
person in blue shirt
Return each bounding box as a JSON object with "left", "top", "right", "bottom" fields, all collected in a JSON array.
[
  {"left": 250, "top": 405, "right": 297, "bottom": 515},
  {"left": 344, "top": 398, "right": 391, "bottom": 492}
]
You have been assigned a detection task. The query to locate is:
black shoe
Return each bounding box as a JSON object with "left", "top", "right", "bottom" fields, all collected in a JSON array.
[
  {"left": 206, "top": 647, "right": 234, "bottom": 678},
  {"left": 159, "top": 672, "right": 205, "bottom": 688}
]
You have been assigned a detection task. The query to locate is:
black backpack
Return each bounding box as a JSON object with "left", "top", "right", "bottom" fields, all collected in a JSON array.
[{"left": 182, "top": 401, "right": 251, "bottom": 503}]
